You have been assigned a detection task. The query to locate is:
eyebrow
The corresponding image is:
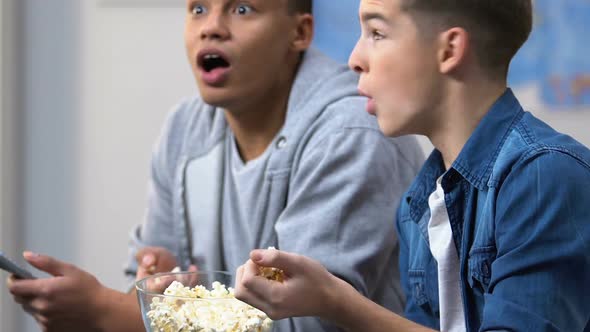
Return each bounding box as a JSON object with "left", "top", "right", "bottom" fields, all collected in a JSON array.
[{"left": 360, "top": 11, "right": 388, "bottom": 23}]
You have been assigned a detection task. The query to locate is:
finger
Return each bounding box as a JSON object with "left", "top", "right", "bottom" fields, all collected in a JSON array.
[
  {"left": 11, "top": 296, "right": 42, "bottom": 317},
  {"left": 7, "top": 278, "right": 48, "bottom": 297},
  {"left": 240, "top": 260, "right": 278, "bottom": 300},
  {"left": 32, "top": 312, "right": 49, "bottom": 326},
  {"left": 234, "top": 267, "right": 283, "bottom": 320},
  {"left": 243, "top": 259, "right": 262, "bottom": 277},
  {"left": 21, "top": 305, "right": 49, "bottom": 325},
  {"left": 148, "top": 274, "right": 176, "bottom": 293},
  {"left": 235, "top": 262, "right": 271, "bottom": 299},
  {"left": 6, "top": 275, "right": 15, "bottom": 288},
  {"left": 135, "top": 250, "right": 157, "bottom": 279},
  {"left": 236, "top": 290, "right": 273, "bottom": 317},
  {"left": 135, "top": 247, "right": 154, "bottom": 262},
  {"left": 135, "top": 265, "right": 155, "bottom": 281},
  {"left": 186, "top": 266, "right": 199, "bottom": 287},
  {"left": 141, "top": 254, "right": 156, "bottom": 270},
  {"left": 22, "top": 304, "right": 37, "bottom": 316},
  {"left": 29, "top": 298, "right": 50, "bottom": 314},
  {"left": 135, "top": 247, "right": 147, "bottom": 262},
  {"left": 23, "top": 251, "right": 71, "bottom": 277},
  {"left": 250, "top": 249, "right": 302, "bottom": 273},
  {"left": 235, "top": 267, "right": 266, "bottom": 304},
  {"left": 235, "top": 265, "right": 244, "bottom": 285},
  {"left": 234, "top": 265, "right": 247, "bottom": 296},
  {"left": 135, "top": 247, "right": 158, "bottom": 270},
  {"left": 13, "top": 295, "right": 33, "bottom": 306}
]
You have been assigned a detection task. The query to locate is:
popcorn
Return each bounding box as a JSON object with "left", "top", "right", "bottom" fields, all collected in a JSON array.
[
  {"left": 147, "top": 280, "right": 272, "bottom": 332},
  {"left": 258, "top": 247, "right": 285, "bottom": 282}
]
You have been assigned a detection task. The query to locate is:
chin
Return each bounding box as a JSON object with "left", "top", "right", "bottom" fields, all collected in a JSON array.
[
  {"left": 378, "top": 123, "right": 408, "bottom": 138},
  {"left": 200, "top": 94, "right": 223, "bottom": 107},
  {"left": 381, "top": 129, "right": 400, "bottom": 138},
  {"left": 377, "top": 120, "right": 396, "bottom": 137},
  {"left": 198, "top": 88, "right": 234, "bottom": 108}
]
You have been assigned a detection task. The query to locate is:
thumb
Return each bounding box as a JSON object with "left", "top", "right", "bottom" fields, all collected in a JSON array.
[
  {"left": 140, "top": 253, "right": 156, "bottom": 269},
  {"left": 23, "top": 251, "right": 71, "bottom": 277},
  {"left": 250, "top": 249, "right": 301, "bottom": 273},
  {"left": 136, "top": 248, "right": 157, "bottom": 266},
  {"left": 135, "top": 256, "right": 158, "bottom": 281}
]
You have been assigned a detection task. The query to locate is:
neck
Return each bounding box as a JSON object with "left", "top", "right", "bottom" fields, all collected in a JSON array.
[
  {"left": 224, "top": 60, "right": 299, "bottom": 162},
  {"left": 428, "top": 77, "right": 507, "bottom": 170},
  {"left": 224, "top": 102, "right": 287, "bottom": 163}
]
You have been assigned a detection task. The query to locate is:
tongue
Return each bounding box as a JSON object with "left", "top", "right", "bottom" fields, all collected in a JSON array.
[{"left": 202, "top": 67, "right": 230, "bottom": 85}]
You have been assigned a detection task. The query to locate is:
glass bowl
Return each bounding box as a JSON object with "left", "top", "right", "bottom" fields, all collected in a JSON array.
[{"left": 135, "top": 270, "right": 273, "bottom": 332}]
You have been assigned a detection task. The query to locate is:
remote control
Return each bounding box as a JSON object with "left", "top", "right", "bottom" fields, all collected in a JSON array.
[{"left": 0, "top": 251, "right": 36, "bottom": 279}]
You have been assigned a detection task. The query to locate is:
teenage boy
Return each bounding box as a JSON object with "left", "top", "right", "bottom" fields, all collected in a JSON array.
[
  {"left": 235, "top": 0, "right": 590, "bottom": 331},
  {"left": 7, "top": 1, "right": 423, "bottom": 331}
]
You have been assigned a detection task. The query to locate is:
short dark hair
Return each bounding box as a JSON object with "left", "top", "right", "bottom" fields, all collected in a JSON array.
[
  {"left": 401, "top": 0, "right": 532, "bottom": 78},
  {"left": 288, "top": 0, "right": 312, "bottom": 14}
]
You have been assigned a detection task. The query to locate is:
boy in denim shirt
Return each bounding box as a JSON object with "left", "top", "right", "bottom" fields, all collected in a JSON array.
[{"left": 235, "top": 0, "right": 590, "bottom": 331}]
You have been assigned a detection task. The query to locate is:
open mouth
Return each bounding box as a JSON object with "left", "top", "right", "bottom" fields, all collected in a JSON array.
[{"left": 198, "top": 52, "right": 231, "bottom": 73}]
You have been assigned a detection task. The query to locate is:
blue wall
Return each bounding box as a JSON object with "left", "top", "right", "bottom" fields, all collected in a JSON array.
[{"left": 312, "top": 0, "right": 360, "bottom": 64}]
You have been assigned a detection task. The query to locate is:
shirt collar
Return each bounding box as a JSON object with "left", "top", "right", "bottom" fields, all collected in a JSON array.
[
  {"left": 404, "top": 150, "right": 446, "bottom": 223},
  {"left": 452, "top": 88, "right": 524, "bottom": 190},
  {"left": 404, "top": 88, "right": 524, "bottom": 222}
]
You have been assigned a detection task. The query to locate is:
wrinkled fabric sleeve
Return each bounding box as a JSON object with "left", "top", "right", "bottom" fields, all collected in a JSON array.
[
  {"left": 480, "top": 152, "right": 590, "bottom": 332},
  {"left": 275, "top": 125, "right": 420, "bottom": 331}
]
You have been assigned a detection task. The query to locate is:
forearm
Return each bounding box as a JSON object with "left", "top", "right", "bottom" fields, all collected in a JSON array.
[
  {"left": 326, "top": 277, "right": 436, "bottom": 332},
  {"left": 95, "top": 287, "right": 144, "bottom": 332}
]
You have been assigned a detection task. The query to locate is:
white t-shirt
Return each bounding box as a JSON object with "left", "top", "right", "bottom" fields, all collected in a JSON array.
[{"left": 427, "top": 177, "right": 466, "bottom": 332}]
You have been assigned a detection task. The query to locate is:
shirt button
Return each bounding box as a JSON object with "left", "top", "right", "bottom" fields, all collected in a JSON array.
[{"left": 276, "top": 136, "right": 287, "bottom": 149}]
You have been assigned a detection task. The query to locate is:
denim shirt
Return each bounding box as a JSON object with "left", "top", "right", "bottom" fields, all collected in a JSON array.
[{"left": 396, "top": 89, "right": 590, "bottom": 332}]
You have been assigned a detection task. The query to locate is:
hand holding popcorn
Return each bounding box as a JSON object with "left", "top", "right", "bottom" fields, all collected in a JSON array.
[
  {"left": 257, "top": 247, "right": 285, "bottom": 282},
  {"left": 235, "top": 249, "right": 346, "bottom": 321}
]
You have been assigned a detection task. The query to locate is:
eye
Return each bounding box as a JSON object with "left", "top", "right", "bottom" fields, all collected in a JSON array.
[
  {"left": 371, "top": 30, "right": 385, "bottom": 41},
  {"left": 234, "top": 4, "right": 253, "bottom": 15},
  {"left": 190, "top": 4, "right": 206, "bottom": 15}
]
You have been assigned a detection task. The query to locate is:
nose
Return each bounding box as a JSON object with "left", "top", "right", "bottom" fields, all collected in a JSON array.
[
  {"left": 348, "top": 40, "right": 366, "bottom": 74},
  {"left": 200, "top": 11, "right": 230, "bottom": 41}
]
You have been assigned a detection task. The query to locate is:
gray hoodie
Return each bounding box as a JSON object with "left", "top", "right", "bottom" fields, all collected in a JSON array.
[{"left": 127, "top": 48, "right": 424, "bottom": 331}]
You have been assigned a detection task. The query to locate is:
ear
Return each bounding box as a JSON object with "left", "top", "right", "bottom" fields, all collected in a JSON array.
[
  {"left": 291, "top": 13, "right": 314, "bottom": 52},
  {"left": 437, "top": 27, "right": 469, "bottom": 74}
]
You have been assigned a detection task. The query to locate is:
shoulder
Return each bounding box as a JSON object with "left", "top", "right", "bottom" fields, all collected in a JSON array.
[
  {"left": 153, "top": 95, "right": 226, "bottom": 168},
  {"left": 493, "top": 118, "right": 590, "bottom": 224},
  {"left": 491, "top": 112, "right": 590, "bottom": 185},
  {"left": 291, "top": 51, "right": 424, "bottom": 168},
  {"left": 300, "top": 100, "right": 424, "bottom": 171},
  {"left": 492, "top": 134, "right": 590, "bottom": 259},
  {"left": 501, "top": 146, "right": 590, "bottom": 189},
  {"left": 161, "top": 96, "right": 223, "bottom": 142}
]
